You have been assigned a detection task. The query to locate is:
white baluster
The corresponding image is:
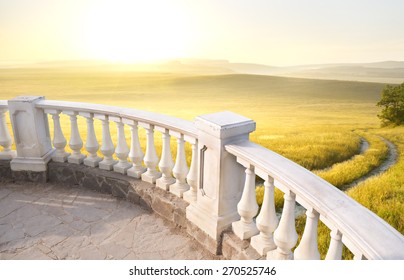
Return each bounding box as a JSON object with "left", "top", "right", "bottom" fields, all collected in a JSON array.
[
  {"left": 156, "top": 128, "right": 175, "bottom": 191},
  {"left": 294, "top": 208, "right": 320, "bottom": 260},
  {"left": 65, "top": 111, "right": 85, "bottom": 164},
  {"left": 232, "top": 165, "right": 259, "bottom": 240},
  {"left": 140, "top": 123, "right": 161, "bottom": 183},
  {"left": 251, "top": 177, "right": 279, "bottom": 255},
  {"left": 0, "top": 109, "right": 16, "bottom": 159},
  {"left": 47, "top": 110, "right": 69, "bottom": 162},
  {"left": 170, "top": 133, "right": 190, "bottom": 198},
  {"left": 112, "top": 117, "right": 132, "bottom": 174},
  {"left": 80, "top": 112, "right": 102, "bottom": 167},
  {"left": 125, "top": 120, "right": 146, "bottom": 178},
  {"left": 97, "top": 115, "right": 117, "bottom": 170},
  {"left": 325, "top": 229, "right": 343, "bottom": 260},
  {"left": 267, "top": 191, "right": 298, "bottom": 260},
  {"left": 183, "top": 138, "right": 198, "bottom": 203}
]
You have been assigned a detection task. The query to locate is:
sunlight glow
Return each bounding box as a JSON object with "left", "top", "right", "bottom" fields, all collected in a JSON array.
[{"left": 82, "top": 0, "right": 190, "bottom": 63}]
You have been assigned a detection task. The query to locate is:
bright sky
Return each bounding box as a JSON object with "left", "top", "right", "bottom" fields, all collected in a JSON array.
[{"left": 1, "top": 0, "right": 404, "bottom": 66}]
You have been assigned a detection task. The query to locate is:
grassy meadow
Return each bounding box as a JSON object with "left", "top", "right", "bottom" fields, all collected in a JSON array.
[
  {"left": 0, "top": 66, "right": 385, "bottom": 169},
  {"left": 1, "top": 65, "right": 402, "bottom": 258}
]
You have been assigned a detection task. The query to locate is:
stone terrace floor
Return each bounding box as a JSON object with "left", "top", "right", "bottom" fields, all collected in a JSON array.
[{"left": 0, "top": 181, "right": 219, "bottom": 260}]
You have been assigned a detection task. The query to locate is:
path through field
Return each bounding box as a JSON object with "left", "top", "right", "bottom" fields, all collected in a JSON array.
[
  {"left": 341, "top": 137, "right": 398, "bottom": 190},
  {"left": 293, "top": 134, "right": 398, "bottom": 218}
]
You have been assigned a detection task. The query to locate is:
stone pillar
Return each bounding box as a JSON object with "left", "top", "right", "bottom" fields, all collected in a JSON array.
[
  {"left": 8, "top": 96, "right": 54, "bottom": 180},
  {"left": 186, "top": 111, "right": 255, "bottom": 254}
]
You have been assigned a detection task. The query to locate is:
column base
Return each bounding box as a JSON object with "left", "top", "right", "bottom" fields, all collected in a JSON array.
[
  {"left": 67, "top": 154, "right": 86, "bottom": 164},
  {"left": 266, "top": 248, "right": 293, "bottom": 260},
  {"left": 250, "top": 234, "right": 276, "bottom": 256},
  {"left": 0, "top": 150, "right": 17, "bottom": 160},
  {"left": 99, "top": 159, "right": 117, "bottom": 171},
  {"left": 186, "top": 203, "right": 238, "bottom": 241},
  {"left": 232, "top": 220, "right": 259, "bottom": 240},
  {"left": 10, "top": 148, "right": 55, "bottom": 172},
  {"left": 127, "top": 166, "right": 146, "bottom": 179},
  {"left": 83, "top": 156, "right": 102, "bottom": 167},
  {"left": 156, "top": 176, "right": 175, "bottom": 191},
  {"left": 52, "top": 152, "right": 70, "bottom": 163},
  {"left": 141, "top": 170, "right": 161, "bottom": 184},
  {"left": 113, "top": 162, "right": 132, "bottom": 174},
  {"left": 170, "top": 182, "right": 190, "bottom": 198}
]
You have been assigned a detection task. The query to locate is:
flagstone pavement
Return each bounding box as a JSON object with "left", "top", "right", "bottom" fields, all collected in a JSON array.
[{"left": 0, "top": 181, "right": 219, "bottom": 260}]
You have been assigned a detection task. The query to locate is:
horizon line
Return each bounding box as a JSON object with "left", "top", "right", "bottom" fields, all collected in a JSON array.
[{"left": 1, "top": 57, "right": 404, "bottom": 68}]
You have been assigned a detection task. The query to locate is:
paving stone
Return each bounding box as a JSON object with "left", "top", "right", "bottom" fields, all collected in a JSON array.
[
  {"left": 14, "top": 205, "right": 42, "bottom": 221},
  {"left": 100, "top": 242, "right": 131, "bottom": 259},
  {"left": 56, "top": 233, "right": 91, "bottom": 258},
  {"left": 78, "top": 245, "right": 107, "bottom": 260},
  {"left": 122, "top": 251, "right": 137, "bottom": 260},
  {"left": 90, "top": 222, "right": 120, "bottom": 244},
  {"left": 92, "top": 196, "right": 119, "bottom": 211},
  {"left": 0, "top": 224, "right": 25, "bottom": 244},
  {"left": 0, "top": 194, "right": 28, "bottom": 219},
  {"left": 39, "top": 202, "right": 66, "bottom": 218},
  {"left": 39, "top": 223, "right": 76, "bottom": 248},
  {"left": 65, "top": 202, "right": 108, "bottom": 223},
  {"left": 0, "top": 188, "right": 13, "bottom": 201},
  {"left": 104, "top": 202, "right": 144, "bottom": 228},
  {"left": 0, "top": 251, "right": 16, "bottom": 260},
  {"left": 12, "top": 246, "right": 53, "bottom": 260},
  {"left": 24, "top": 214, "right": 62, "bottom": 237},
  {"left": 0, "top": 223, "right": 12, "bottom": 236},
  {"left": 68, "top": 218, "right": 91, "bottom": 232},
  {"left": 107, "top": 226, "right": 135, "bottom": 249},
  {"left": 36, "top": 243, "right": 52, "bottom": 255}
]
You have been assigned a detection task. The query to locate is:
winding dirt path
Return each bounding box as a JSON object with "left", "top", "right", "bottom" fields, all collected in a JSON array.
[
  {"left": 315, "top": 137, "right": 369, "bottom": 173},
  {"left": 358, "top": 137, "right": 370, "bottom": 154},
  {"left": 264, "top": 134, "right": 398, "bottom": 217},
  {"left": 341, "top": 136, "right": 398, "bottom": 190},
  {"left": 294, "top": 135, "right": 398, "bottom": 217}
]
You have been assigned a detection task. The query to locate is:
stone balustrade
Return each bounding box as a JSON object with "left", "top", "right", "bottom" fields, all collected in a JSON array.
[
  {"left": 0, "top": 96, "right": 403, "bottom": 260},
  {"left": 225, "top": 141, "right": 404, "bottom": 260}
]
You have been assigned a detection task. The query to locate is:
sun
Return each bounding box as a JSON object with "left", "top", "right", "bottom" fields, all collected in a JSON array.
[{"left": 82, "top": 0, "right": 189, "bottom": 63}]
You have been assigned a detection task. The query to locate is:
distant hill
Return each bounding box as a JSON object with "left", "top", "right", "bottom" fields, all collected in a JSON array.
[
  {"left": 1, "top": 58, "right": 403, "bottom": 84},
  {"left": 173, "top": 59, "right": 404, "bottom": 84},
  {"left": 360, "top": 61, "right": 404, "bottom": 69},
  {"left": 282, "top": 65, "right": 404, "bottom": 84}
]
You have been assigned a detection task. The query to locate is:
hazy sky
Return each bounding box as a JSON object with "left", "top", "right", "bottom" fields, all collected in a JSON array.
[{"left": 1, "top": 0, "right": 404, "bottom": 66}]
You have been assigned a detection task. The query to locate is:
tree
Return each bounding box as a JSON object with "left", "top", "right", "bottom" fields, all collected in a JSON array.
[{"left": 377, "top": 83, "right": 404, "bottom": 126}]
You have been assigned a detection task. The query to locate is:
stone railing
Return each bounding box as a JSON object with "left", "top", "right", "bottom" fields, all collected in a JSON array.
[
  {"left": 1, "top": 96, "right": 199, "bottom": 200},
  {"left": 226, "top": 142, "right": 404, "bottom": 260},
  {"left": 0, "top": 96, "right": 403, "bottom": 260}
]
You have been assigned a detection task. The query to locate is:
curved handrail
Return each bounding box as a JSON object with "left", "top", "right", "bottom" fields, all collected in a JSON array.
[
  {"left": 226, "top": 140, "right": 404, "bottom": 260},
  {"left": 35, "top": 100, "right": 198, "bottom": 138},
  {"left": 3, "top": 97, "right": 404, "bottom": 259}
]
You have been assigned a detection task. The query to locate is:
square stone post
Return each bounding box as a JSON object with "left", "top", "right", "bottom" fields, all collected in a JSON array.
[
  {"left": 186, "top": 111, "right": 255, "bottom": 254},
  {"left": 8, "top": 96, "right": 54, "bottom": 178}
]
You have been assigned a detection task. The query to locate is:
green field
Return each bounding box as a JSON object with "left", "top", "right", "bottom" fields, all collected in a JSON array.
[
  {"left": 0, "top": 66, "right": 387, "bottom": 169},
  {"left": 1, "top": 65, "right": 402, "bottom": 258}
]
